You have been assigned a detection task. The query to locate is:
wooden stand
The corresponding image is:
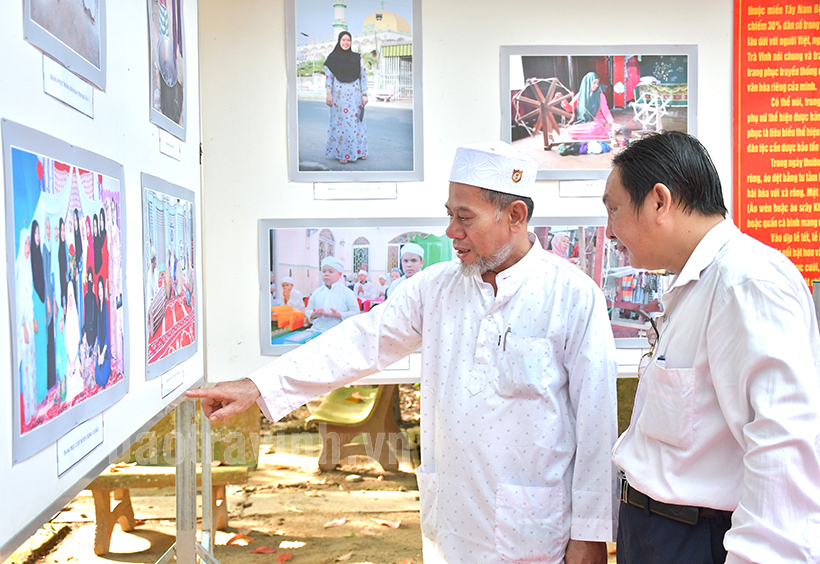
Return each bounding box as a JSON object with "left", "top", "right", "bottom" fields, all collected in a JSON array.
[{"left": 87, "top": 464, "right": 248, "bottom": 555}]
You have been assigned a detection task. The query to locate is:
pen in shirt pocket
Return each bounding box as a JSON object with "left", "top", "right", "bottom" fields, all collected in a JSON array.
[{"left": 656, "top": 355, "right": 666, "bottom": 369}]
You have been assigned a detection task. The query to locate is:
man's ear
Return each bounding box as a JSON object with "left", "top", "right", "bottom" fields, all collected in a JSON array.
[
  {"left": 508, "top": 200, "right": 529, "bottom": 232},
  {"left": 650, "top": 183, "right": 674, "bottom": 224}
]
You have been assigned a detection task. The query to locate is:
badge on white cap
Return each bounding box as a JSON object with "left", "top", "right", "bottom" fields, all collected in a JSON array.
[{"left": 448, "top": 140, "right": 538, "bottom": 199}]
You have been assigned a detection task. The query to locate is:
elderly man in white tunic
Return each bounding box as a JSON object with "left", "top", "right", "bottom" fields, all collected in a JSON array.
[{"left": 188, "top": 141, "right": 619, "bottom": 564}]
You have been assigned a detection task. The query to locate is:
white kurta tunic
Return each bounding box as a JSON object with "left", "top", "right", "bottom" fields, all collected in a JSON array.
[
  {"left": 304, "top": 279, "right": 360, "bottom": 333},
  {"left": 250, "top": 239, "right": 619, "bottom": 563}
]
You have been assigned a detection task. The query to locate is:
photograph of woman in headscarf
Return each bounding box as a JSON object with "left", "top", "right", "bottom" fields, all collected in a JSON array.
[
  {"left": 561, "top": 71, "right": 620, "bottom": 140},
  {"left": 324, "top": 30, "right": 368, "bottom": 164}
]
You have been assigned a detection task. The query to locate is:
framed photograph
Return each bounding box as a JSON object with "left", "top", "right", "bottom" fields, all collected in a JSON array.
[
  {"left": 141, "top": 174, "right": 197, "bottom": 380},
  {"left": 2, "top": 119, "right": 129, "bottom": 464},
  {"left": 24, "top": 0, "right": 107, "bottom": 90},
  {"left": 286, "top": 0, "right": 423, "bottom": 182},
  {"left": 501, "top": 45, "right": 697, "bottom": 180},
  {"left": 258, "top": 217, "right": 666, "bottom": 355},
  {"left": 147, "top": 0, "right": 186, "bottom": 141}
]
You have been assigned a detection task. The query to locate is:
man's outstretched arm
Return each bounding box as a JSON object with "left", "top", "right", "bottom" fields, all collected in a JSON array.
[{"left": 185, "top": 379, "right": 261, "bottom": 422}]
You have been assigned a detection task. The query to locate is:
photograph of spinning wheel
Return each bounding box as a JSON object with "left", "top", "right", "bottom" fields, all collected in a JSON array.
[{"left": 501, "top": 45, "right": 697, "bottom": 180}]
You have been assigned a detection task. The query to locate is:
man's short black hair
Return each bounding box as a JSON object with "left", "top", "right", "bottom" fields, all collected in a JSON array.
[
  {"left": 611, "top": 131, "right": 727, "bottom": 217},
  {"left": 481, "top": 189, "right": 535, "bottom": 222}
]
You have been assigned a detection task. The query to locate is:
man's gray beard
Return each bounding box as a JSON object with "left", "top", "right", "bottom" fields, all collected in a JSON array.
[{"left": 459, "top": 243, "right": 513, "bottom": 277}]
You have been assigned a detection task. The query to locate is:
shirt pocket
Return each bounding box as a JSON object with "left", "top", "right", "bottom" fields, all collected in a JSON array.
[
  {"left": 415, "top": 470, "right": 438, "bottom": 542},
  {"left": 496, "top": 335, "right": 555, "bottom": 399},
  {"left": 495, "top": 483, "right": 568, "bottom": 562},
  {"left": 637, "top": 363, "right": 696, "bottom": 449}
]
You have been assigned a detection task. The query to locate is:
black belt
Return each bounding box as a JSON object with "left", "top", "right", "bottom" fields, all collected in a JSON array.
[{"left": 619, "top": 478, "right": 732, "bottom": 526}]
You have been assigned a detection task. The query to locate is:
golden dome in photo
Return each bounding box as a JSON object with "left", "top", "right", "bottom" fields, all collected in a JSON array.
[{"left": 361, "top": 11, "right": 411, "bottom": 34}]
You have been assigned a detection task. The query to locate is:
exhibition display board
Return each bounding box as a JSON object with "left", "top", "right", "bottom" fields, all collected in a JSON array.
[
  {"left": 0, "top": 0, "right": 745, "bottom": 559},
  {"left": 0, "top": 0, "right": 203, "bottom": 560},
  {"left": 734, "top": 0, "right": 820, "bottom": 288}
]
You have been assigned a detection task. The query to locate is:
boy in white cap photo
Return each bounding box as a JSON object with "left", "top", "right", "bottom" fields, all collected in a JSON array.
[
  {"left": 385, "top": 241, "right": 425, "bottom": 298},
  {"left": 303, "top": 256, "right": 360, "bottom": 333},
  {"left": 370, "top": 273, "right": 389, "bottom": 299},
  {"left": 188, "top": 141, "right": 618, "bottom": 564},
  {"left": 279, "top": 276, "right": 304, "bottom": 311},
  {"left": 352, "top": 269, "right": 372, "bottom": 298}
]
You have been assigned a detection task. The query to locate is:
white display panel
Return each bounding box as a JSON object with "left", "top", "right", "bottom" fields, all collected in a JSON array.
[{"left": 0, "top": 0, "right": 203, "bottom": 559}]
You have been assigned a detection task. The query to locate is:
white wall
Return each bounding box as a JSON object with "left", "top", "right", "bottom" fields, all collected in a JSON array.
[
  {"left": 0, "top": 0, "right": 202, "bottom": 556},
  {"left": 199, "top": 0, "right": 734, "bottom": 381}
]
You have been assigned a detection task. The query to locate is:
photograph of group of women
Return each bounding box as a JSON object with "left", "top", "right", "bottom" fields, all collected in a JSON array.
[
  {"left": 505, "top": 48, "right": 693, "bottom": 176},
  {"left": 291, "top": 0, "right": 418, "bottom": 177},
  {"left": 142, "top": 180, "right": 196, "bottom": 379},
  {"left": 8, "top": 145, "right": 125, "bottom": 451},
  {"left": 261, "top": 220, "right": 658, "bottom": 354}
]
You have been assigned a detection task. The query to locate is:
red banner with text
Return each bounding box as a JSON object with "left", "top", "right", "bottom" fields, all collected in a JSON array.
[{"left": 734, "top": 0, "right": 820, "bottom": 290}]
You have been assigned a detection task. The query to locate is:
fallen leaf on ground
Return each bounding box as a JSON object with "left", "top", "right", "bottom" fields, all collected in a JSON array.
[
  {"left": 248, "top": 546, "right": 276, "bottom": 554},
  {"left": 336, "top": 552, "right": 354, "bottom": 561},
  {"left": 226, "top": 533, "right": 254, "bottom": 546},
  {"left": 324, "top": 517, "right": 346, "bottom": 528},
  {"left": 370, "top": 517, "right": 401, "bottom": 528},
  {"left": 277, "top": 553, "right": 293, "bottom": 562},
  {"left": 275, "top": 465, "right": 291, "bottom": 470},
  {"left": 279, "top": 540, "right": 306, "bottom": 549},
  {"left": 281, "top": 504, "right": 302, "bottom": 513},
  {"left": 304, "top": 490, "right": 323, "bottom": 497}
]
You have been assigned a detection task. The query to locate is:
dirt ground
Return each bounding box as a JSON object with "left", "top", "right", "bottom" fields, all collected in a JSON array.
[
  {"left": 12, "top": 386, "right": 424, "bottom": 564},
  {"left": 10, "top": 385, "right": 617, "bottom": 564}
]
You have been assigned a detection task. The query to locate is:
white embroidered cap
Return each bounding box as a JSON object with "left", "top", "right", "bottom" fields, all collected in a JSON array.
[
  {"left": 448, "top": 140, "right": 538, "bottom": 198},
  {"left": 401, "top": 242, "right": 425, "bottom": 260},
  {"left": 320, "top": 256, "right": 344, "bottom": 272}
]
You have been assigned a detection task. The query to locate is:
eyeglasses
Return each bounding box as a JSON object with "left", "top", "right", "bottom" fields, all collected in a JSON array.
[{"left": 638, "top": 316, "right": 659, "bottom": 378}]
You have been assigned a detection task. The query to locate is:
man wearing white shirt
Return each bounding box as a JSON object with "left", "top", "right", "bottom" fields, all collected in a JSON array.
[
  {"left": 304, "top": 256, "right": 360, "bottom": 333},
  {"left": 188, "top": 141, "right": 619, "bottom": 564},
  {"left": 605, "top": 131, "right": 820, "bottom": 564}
]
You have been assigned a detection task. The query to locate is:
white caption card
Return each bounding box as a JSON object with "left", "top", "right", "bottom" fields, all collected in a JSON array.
[
  {"left": 42, "top": 55, "right": 94, "bottom": 118},
  {"left": 57, "top": 414, "right": 104, "bottom": 475},
  {"left": 161, "top": 366, "right": 185, "bottom": 398},
  {"left": 314, "top": 182, "right": 397, "bottom": 200},
  {"left": 559, "top": 179, "right": 606, "bottom": 198}
]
